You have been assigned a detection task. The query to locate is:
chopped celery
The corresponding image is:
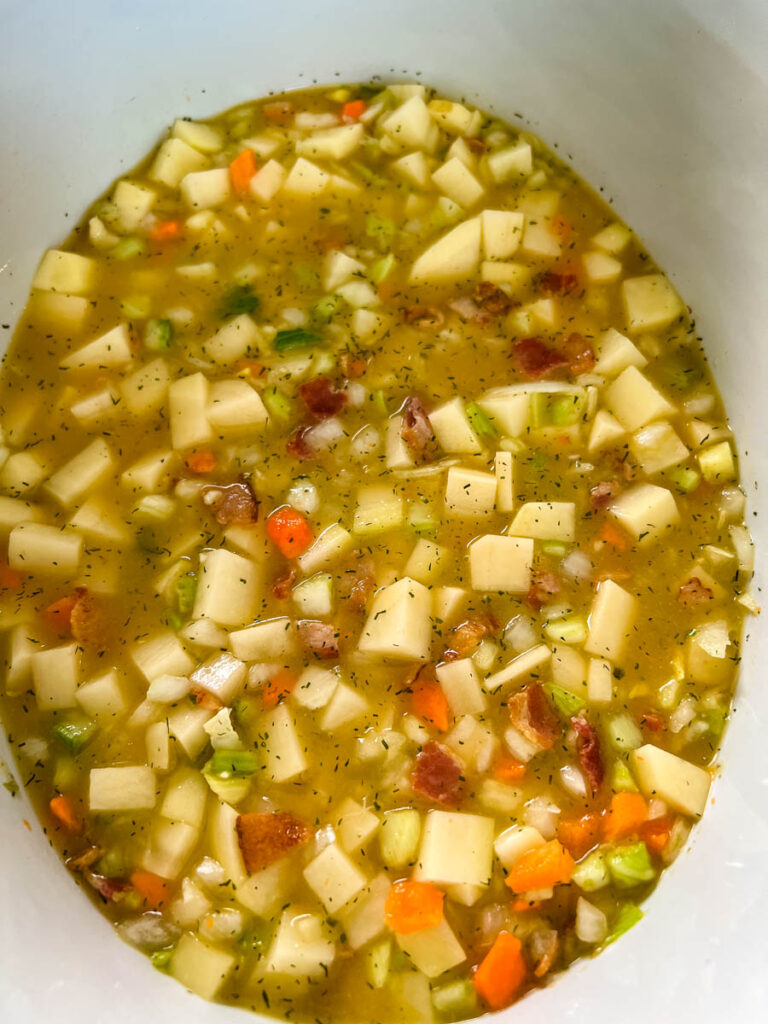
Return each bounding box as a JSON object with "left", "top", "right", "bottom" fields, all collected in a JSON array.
[
  {"left": 606, "top": 842, "right": 656, "bottom": 889},
  {"left": 351, "top": 162, "right": 389, "bottom": 188},
  {"left": 610, "top": 760, "right": 639, "bottom": 792},
  {"left": 121, "top": 295, "right": 151, "bottom": 319},
  {"left": 571, "top": 850, "right": 610, "bottom": 892},
  {"left": 262, "top": 387, "right": 294, "bottom": 423},
  {"left": 540, "top": 540, "right": 568, "bottom": 557},
  {"left": 369, "top": 253, "right": 397, "bottom": 284},
  {"left": 312, "top": 350, "right": 336, "bottom": 376},
  {"left": 110, "top": 237, "right": 145, "bottom": 260},
  {"left": 667, "top": 466, "right": 701, "bottom": 493},
  {"left": 701, "top": 706, "right": 728, "bottom": 737},
  {"left": 605, "top": 903, "right": 643, "bottom": 944},
  {"left": 311, "top": 295, "right": 343, "bottom": 324},
  {"left": 607, "top": 712, "right": 643, "bottom": 751},
  {"left": 544, "top": 615, "right": 588, "bottom": 645},
  {"left": 205, "top": 750, "right": 259, "bottom": 776},
  {"left": 364, "top": 939, "right": 391, "bottom": 989},
  {"left": 529, "top": 393, "right": 548, "bottom": 429},
  {"left": 51, "top": 713, "right": 97, "bottom": 754},
  {"left": 543, "top": 683, "right": 586, "bottom": 717},
  {"left": 175, "top": 574, "right": 198, "bottom": 616},
  {"left": 550, "top": 394, "right": 583, "bottom": 426},
  {"left": 217, "top": 284, "right": 260, "bottom": 319},
  {"left": 166, "top": 612, "right": 183, "bottom": 632},
  {"left": 372, "top": 389, "right": 389, "bottom": 417},
  {"left": 379, "top": 808, "right": 421, "bottom": 868},
  {"left": 273, "top": 328, "right": 323, "bottom": 353},
  {"left": 465, "top": 401, "right": 497, "bottom": 442},
  {"left": 366, "top": 213, "right": 396, "bottom": 245},
  {"left": 231, "top": 696, "right": 260, "bottom": 729},
  {"left": 151, "top": 949, "right": 173, "bottom": 971},
  {"left": 144, "top": 318, "right": 173, "bottom": 351},
  {"left": 407, "top": 503, "right": 439, "bottom": 536},
  {"left": 431, "top": 979, "right": 480, "bottom": 1019},
  {"left": 53, "top": 756, "right": 79, "bottom": 791}
]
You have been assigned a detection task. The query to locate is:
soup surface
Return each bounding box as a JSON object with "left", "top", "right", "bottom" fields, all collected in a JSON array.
[{"left": 0, "top": 83, "right": 756, "bottom": 1022}]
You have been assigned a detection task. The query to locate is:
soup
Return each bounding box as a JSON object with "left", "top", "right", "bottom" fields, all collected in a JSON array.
[{"left": 0, "top": 83, "right": 755, "bottom": 1022}]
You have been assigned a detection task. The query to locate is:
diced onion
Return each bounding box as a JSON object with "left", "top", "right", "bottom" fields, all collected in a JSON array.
[
  {"left": 198, "top": 908, "right": 244, "bottom": 941},
  {"left": 195, "top": 857, "right": 228, "bottom": 888},
  {"left": 575, "top": 897, "right": 608, "bottom": 944},
  {"left": 559, "top": 763, "right": 588, "bottom": 797},
  {"left": 285, "top": 478, "right": 319, "bottom": 516},
  {"left": 504, "top": 614, "right": 538, "bottom": 653},
  {"left": 669, "top": 696, "right": 697, "bottom": 734},
  {"left": 561, "top": 549, "right": 592, "bottom": 583},
  {"left": 118, "top": 913, "right": 179, "bottom": 950},
  {"left": 350, "top": 424, "right": 380, "bottom": 459},
  {"left": 523, "top": 796, "right": 561, "bottom": 839},
  {"left": 306, "top": 416, "right": 345, "bottom": 452}
]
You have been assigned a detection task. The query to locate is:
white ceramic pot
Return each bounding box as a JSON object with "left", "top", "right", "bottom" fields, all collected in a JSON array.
[{"left": 1, "top": 1, "right": 766, "bottom": 1020}]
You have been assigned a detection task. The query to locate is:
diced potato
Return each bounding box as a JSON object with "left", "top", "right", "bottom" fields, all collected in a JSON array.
[
  {"left": 486, "top": 142, "right": 533, "bottom": 182},
  {"left": 161, "top": 767, "right": 208, "bottom": 828},
  {"left": 249, "top": 159, "right": 287, "bottom": 202},
  {"left": 359, "top": 576, "right": 431, "bottom": 661},
  {"left": 432, "top": 157, "right": 484, "bottom": 207},
  {"left": 604, "top": 366, "right": 675, "bottom": 431},
  {"left": 45, "top": 439, "right": 114, "bottom": 507},
  {"left": 428, "top": 99, "right": 482, "bottom": 136},
  {"left": 142, "top": 819, "right": 199, "bottom": 879},
  {"left": 522, "top": 218, "right": 561, "bottom": 258},
  {"left": 588, "top": 410, "right": 626, "bottom": 452},
  {"left": 397, "top": 918, "right": 466, "bottom": 978},
  {"left": 631, "top": 744, "right": 711, "bottom": 817},
  {"left": 204, "top": 314, "right": 262, "bottom": 365},
  {"left": 584, "top": 580, "right": 637, "bottom": 661},
  {"left": 207, "top": 379, "right": 268, "bottom": 432},
  {"left": 697, "top": 441, "right": 736, "bottom": 483},
  {"left": 323, "top": 250, "right": 365, "bottom": 292},
  {"left": 303, "top": 843, "right": 367, "bottom": 912},
  {"left": 283, "top": 157, "right": 330, "bottom": 197},
  {"left": 622, "top": 274, "right": 684, "bottom": 332},
  {"left": 416, "top": 810, "right": 493, "bottom": 887},
  {"left": 339, "top": 872, "right": 391, "bottom": 950},
  {"left": 320, "top": 682, "right": 370, "bottom": 730},
  {"left": 435, "top": 658, "right": 486, "bottom": 716},
  {"left": 132, "top": 630, "right": 195, "bottom": 682},
  {"left": 32, "top": 642, "right": 80, "bottom": 709},
  {"left": 410, "top": 216, "right": 481, "bottom": 282},
  {"left": 594, "top": 328, "right": 647, "bottom": 377},
  {"left": 190, "top": 653, "right": 246, "bottom": 704},
  {"left": 477, "top": 388, "right": 530, "bottom": 436},
  {"left": 293, "top": 665, "right": 340, "bottom": 710},
  {"left": 591, "top": 222, "right": 631, "bottom": 254},
  {"left": 120, "top": 358, "right": 170, "bottom": 416},
  {"left": 432, "top": 586, "right": 467, "bottom": 625},
  {"left": 4, "top": 622, "right": 43, "bottom": 697},
  {"left": 494, "top": 451, "right": 515, "bottom": 513},
  {"left": 484, "top": 643, "right": 552, "bottom": 692},
  {"left": 262, "top": 909, "right": 335, "bottom": 977},
  {"left": 686, "top": 620, "right": 732, "bottom": 686},
  {"left": 169, "top": 373, "right": 214, "bottom": 450},
  {"left": 236, "top": 860, "right": 289, "bottom": 919},
  {"left": 112, "top": 179, "right": 156, "bottom": 231},
  {"left": 149, "top": 137, "right": 208, "bottom": 188},
  {"left": 263, "top": 705, "right": 307, "bottom": 782},
  {"left": 493, "top": 824, "right": 545, "bottom": 869},
  {"left": 404, "top": 538, "right": 450, "bottom": 584},
  {"left": 32, "top": 290, "right": 90, "bottom": 329},
  {"left": 76, "top": 669, "right": 125, "bottom": 718},
  {"left": 337, "top": 279, "right": 379, "bottom": 309},
  {"left": 193, "top": 548, "right": 260, "bottom": 627},
  {"left": 167, "top": 705, "right": 216, "bottom": 759},
  {"left": 146, "top": 720, "right": 171, "bottom": 771},
  {"left": 610, "top": 483, "right": 680, "bottom": 543},
  {"left": 297, "top": 123, "right": 363, "bottom": 160},
  {"left": 444, "top": 466, "right": 496, "bottom": 517},
  {"left": 510, "top": 501, "right": 575, "bottom": 542},
  {"left": 292, "top": 573, "right": 334, "bottom": 617},
  {"left": 0, "top": 496, "right": 42, "bottom": 533},
  {"left": 469, "top": 534, "right": 533, "bottom": 593},
  {"left": 582, "top": 250, "right": 622, "bottom": 282},
  {"left": 8, "top": 522, "right": 82, "bottom": 577},
  {"left": 32, "top": 249, "right": 97, "bottom": 295},
  {"left": 0, "top": 451, "right": 49, "bottom": 496},
  {"left": 630, "top": 423, "right": 689, "bottom": 474},
  {"left": 170, "top": 933, "right": 235, "bottom": 1000},
  {"left": 381, "top": 96, "right": 440, "bottom": 153},
  {"left": 429, "top": 398, "right": 482, "bottom": 454},
  {"left": 353, "top": 485, "right": 404, "bottom": 535},
  {"left": 587, "top": 658, "right": 613, "bottom": 704},
  {"left": 391, "top": 151, "right": 433, "bottom": 189},
  {"left": 172, "top": 118, "right": 223, "bottom": 153},
  {"left": 335, "top": 798, "right": 380, "bottom": 853},
  {"left": 69, "top": 385, "right": 120, "bottom": 425},
  {"left": 444, "top": 715, "right": 497, "bottom": 773},
  {"left": 60, "top": 324, "right": 132, "bottom": 370},
  {"left": 297, "top": 524, "right": 353, "bottom": 574},
  {"left": 480, "top": 260, "right": 532, "bottom": 291},
  {"left": 481, "top": 209, "right": 524, "bottom": 260},
  {"left": 89, "top": 765, "right": 157, "bottom": 812},
  {"left": 229, "top": 617, "right": 297, "bottom": 661},
  {"left": 121, "top": 450, "right": 177, "bottom": 494}
]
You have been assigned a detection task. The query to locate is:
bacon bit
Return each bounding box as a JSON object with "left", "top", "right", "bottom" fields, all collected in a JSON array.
[
  {"left": 512, "top": 336, "right": 569, "bottom": 380},
  {"left": 298, "top": 376, "right": 348, "bottom": 420},
  {"left": 272, "top": 568, "right": 296, "bottom": 600},
  {"left": 677, "top": 576, "right": 714, "bottom": 607},
  {"left": 378, "top": 280, "right": 397, "bottom": 302},
  {"left": 525, "top": 571, "right": 562, "bottom": 612},
  {"left": 465, "top": 136, "right": 487, "bottom": 155},
  {"left": 185, "top": 450, "right": 217, "bottom": 474},
  {"left": 564, "top": 332, "right": 596, "bottom": 375},
  {"left": 298, "top": 620, "right": 340, "bottom": 659},
  {"left": 42, "top": 590, "right": 82, "bottom": 635},
  {"left": 84, "top": 871, "right": 132, "bottom": 903},
  {"left": 71, "top": 589, "right": 107, "bottom": 649},
  {"left": 539, "top": 270, "right": 579, "bottom": 295},
  {"left": 401, "top": 396, "right": 437, "bottom": 461},
  {"left": 507, "top": 683, "right": 561, "bottom": 750},
  {"left": 286, "top": 425, "right": 314, "bottom": 460},
  {"left": 473, "top": 281, "right": 514, "bottom": 316},
  {"left": 640, "top": 711, "right": 666, "bottom": 732},
  {"left": 404, "top": 305, "right": 445, "bottom": 330},
  {"left": 448, "top": 296, "right": 490, "bottom": 324},
  {"left": 590, "top": 479, "right": 621, "bottom": 511},
  {"left": 190, "top": 687, "right": 223, "bottom": 711},
  {"left": 531, "top": 928, "right": 559, "bottom": 979},
  {"left": 236, "top": 811, "right": 313, "bottom": 874},
  {"left": 411, "top": 741, "right": 463, "bottom": 805},
  {"left": 346, "top": 562, "right": 376, "bottom": 610},
  {"left": 443, "top": 614, "right": 499, "bottom": 660},
  {"left": 66, "top": 845, "right": 103, "bottom": 872},
  {"left": 340, "top": 352, "right": 367, "bottom": 378},
  {"left": 201, "top": 481, "right": 260, "bottom": 526},
  {"left": 571, "top": 714, "right": 604, "bottom": 794},
  {"left": 263, "top": 101, "right": 293, "bottom": 125}
]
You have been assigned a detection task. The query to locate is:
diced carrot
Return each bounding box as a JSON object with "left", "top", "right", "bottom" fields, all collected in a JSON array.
[
  {"left": 266, "top": 507, "right": 314, "bottom": 558},
  {"left": 263, "top": 101, "right": 293, "bottom": 125},
  {"left": 230, "top": 148, "right": 258, "bottom": 194},
  {"left": 557, "top": 812, "right": 601, "bottom": 860},
  {"left": 236, "top": 359, "right": 266, "bottom": 379},
  {"left": 384, "top": 879, "right": 444, "bottom": 935},
  {"left": 600, "top": 521, "right": 629, "bottom": 551},
  {"left": 411, "top": 680, "right": 450, "bottom": 733},
  {"left": 185, "top": 450, "right": 217, "bottom": 474},
  {"left": 493, "top": 755, "right": 527, "bottom": 783},
  {"left": 550, "top": 214, "right": 573, "bottom": 241},
  {"left": 49, "top": 795, "right": 82, "bottom": 834},
  {"left": 0, "top": 564, "right": 23, "bottom": 591},
  {"left": 130, "top": 871, "right": 170, "bottom": 910},
  {"left": 512, "top": 897, "right": 542, "bottom": 913},
  {"left": 639, "top": 814, "right": 673, "bottom": 854},
  {"left": 262, "top": 668, "right": 297, "bottom": 709},
  {"left": 377, "top": 281, "right": 396, "bottom": 302},
  {"left": 505, "top": 839, "right": 575, "bottom": 894},
  {"left": 342, "top": 99, "right": 366, "bottom": 120},
  {"left": 42, "top": 593, "right": 80, "bottom": 634},
  {"left": 150, "top": 219, "right": 183, "bottom": 242},
  {"left": 473, "top": 931, "right": 527, "bottom": 1009},
  {"left": 602, "top": 791, "right": 649, "bottom": 842}
]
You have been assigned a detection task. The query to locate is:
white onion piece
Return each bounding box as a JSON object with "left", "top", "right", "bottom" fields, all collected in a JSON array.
[
  {"left": 559, "top": 763, "right": 588, "bottom": 797},
  {"left": 279, "top": 306, "right": 307, "bottom": 326},
  {"left": 350, "top": 424, "right": 380, "bottom": 459},
  {"left": 198, "top": 908, "right": 244, "bottom": 942},
  {"left": 561, "top": 549, "right": 592, "bottom": 582},
  {"left": 195, "top": 857, "right": 228, "bottom": 888},
  {"left": 285, "top": 478, "right": 319, "bottom": 516},
  {"left": 504, "top": 614, "right": 538, "bottom": 653},
  {"left": 669, "top": 696, "right": 697, "bottom": 734},
  {"left": 305, "top": 416, "right": 345, "bottom": 452},
  {"left": 575, "top": 897, "right": 608, "bottom": 944},
  {"left": 523, "top": 796, "right": 561, "bottom": 839},
  {"left": 343, "top": 381, "right": 367, "bottom": 407}
]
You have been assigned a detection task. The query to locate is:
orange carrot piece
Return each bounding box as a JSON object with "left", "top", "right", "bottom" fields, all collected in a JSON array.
[
  {"left": 342, "top": 99, "right": 366, "bottom": 120},
  {"left": 0, "top": 564, "right": 23, "bottom": 591},
  {"left": 185, "top": 450, "right": 217, "bottom": 474},
  {"left": 237, "top": 359, "right": 266, "bottom": 379},
  {"left": 473, "top": 931, "right": 527, "bottom": 1009},
  {"left": 150, "top": 219, "right": 183, "bottom": 242},
  {"left": 42, "top": 593, "right": 80, "bottom": 634},
  {"left": 550, "top": 214, "right": 573, "bottom": 241},
  {"left": 49, "top": 795, "right": 82, "bottom": 834},
  {"left": 230, "top": 148, "right": 258, "bottom": 194},
  {"left": 263, "top": 101, "right": 293, "bottom": 125},
  {"left": 266, "top": 507, "right": 314, "bottom": 558},
  {"left": 600, "top": 521, "right": 630, "bottom": 551},
  {"left": 411, "top": 680, "right": 450, "bottom": 732},
  {"left": 493, "top": 755, "right": 527, "bottom": 783},
  {"left": 262, "top": 668, "right": 297, "bottom": 709},
  {"left": 130, "top": 871, "right": 170, "bottom": 910},
  {"left": 505, "top": 839, "right": 575, "bottom": 894},
  {"left": 640, "top": 815, "right": 673, "bottom": 854},
  {"left": 557, "top": 812, "right": 601, "bottom": 859},
  {"left": 602, "top": 791, "right": 649, "bottom": 842},
  {"left": 384, "top": 880, "right": 444, "bottom": 935},
  {"left": 512, "top": 897, "right": 542, "bottom": 913}
]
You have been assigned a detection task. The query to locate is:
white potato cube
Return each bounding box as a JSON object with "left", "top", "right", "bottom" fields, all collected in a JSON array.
[
  {"left": 494, "top": 451, "right": 515, "bottom": 512},
  {"left": 484, "top": 644, "right": 551, "bottom": 692},
  {"left": 120, "top": 358, "right": 170, "bottom": 416},
  {"left": 622, "top": 274, "right": 684, "bottom": 332},
  {"left": 487, "top": 142, "right": 533, "bottom": 182},
  {"left": 33, "top": 249, "right": 97, "bottom": 295},
  {"left": 283, "top": 157, "right": 330, "bottom": 197},
  {"left": 630, "top": 422, "right": 689, "bottom": 474},
  {"left": 193, "top": 548, "right": 260, "bottom": 627},
  {"left": 610, "top": 483, "right": 680, "bottom": 543},
  {"left": 477, "top": 388, "right": 530, "bottom": 436},
  {"left": 320, "top": 682, "right": 369, "bottom": 730},
  {"left": 416, "top": 810, "right": 494, "bottom": 887},
  {"left": 229, "top": 617, "right": 297, "bottom": 661},
  {"left": 404, "top": 539, "right": 450, "bottom": 584},
  {"left": 481, "top": 210, "right": 525, "bottom": 260},
  {"left": 8, "top": 522, "right": 82, "bottom": 577},
  {"left": 397, "top": 918, "right": 466, "bottom": 978},
  {"left": 77, "top": 670, "right": 126, "bottom": 718},
  {"left": 493, "top": 824, "right": 545, "bottom": 869},
  {"left": 427, "top": 99, "right": 482, "bottom": 136},
  {"left": 429, "top": 397, "right": 482, "bottom": 453},
  {"left": 433, "top": 586, "right": 468, "bottom": 625},
  {"left": 604, "top": 366, "right": 675, "bottom": 431},
  {"left": 686, "top": 620, "right": 732, "bottom": 686},
  {"left": 121, "top": 450, "right": 176, "bottom": 494},
  {"left": 436, "top": 658, "right": 486, "bottom": 716},
  {"left": 169, "top": 373, "right": 214, "bottom": 450},
  {"left": 385, "top": 417, "right": 414, "bottom": 471},
  {"left": 167, "top": 705, "right": 215, "bottom": 759},
  {"left": 293, "top": 665, "right": 340, "bottom": 710},
  {"left": 112, "top": 179, "right": 156, "bottom": 231},
  {"left": 444, "top": 466, "right": 497, "bottom": 517},
  {"left": 631, "top": 744, "right": 711, "bottom": 818},
  {"left": 262, "top": 909, "right": 335, "bottom": 977},
  {"left": 358, "top": 577, "right": 431, "bottom": 661},
  {"left": 32, "top": 643, "right": 80, "bottom": 709},
  {"left": 60, "top": 324, "right": 132, "bottom": 369},
  {"left": 591, "top": 222, "right": 631, "bottom": 254},
  {"left": 432, "top": 157, "right": 484, "bottom": 207},
  {"left": 323, "top": 250, "right": 365, "bottom": 292},
  {"left": 45, "top": 439, "right": 114, "bottom": 507},
  {"left": 584, "top": 580, "right": 637, "bottom": 661},
  {"left": 172, "top": 119, "right": 223, "bottom": 153},
  {"left": 339, "top": 873, "right": 391, "bottom": 950},
  {"left": 335, "top": 798, "right": 380, "bottom": 853},
  {"left": 89, "top": 766, "right": 157, "bottom": 812},
  {"left": 587, "top": 658, "right": 614, "bottom": 704},
  {"left": 588, "top": 410, "right": 626, "bottom": 452},
  {"left": 150, "top": 138, "right": 208, "bottom": 187},
  {"left": 207, "top": 379, "right": 268, "bottom": 432},
  {"left": 132, "top": 631, "right": 194, "bottom": 682},
  {"left": 410, "top": 217, "right": 481, "bottom": 282},
  {"left": 582, "top": 251, "right": 622, "bottom": 282},
  {"left": 510, "top": 501, "right": 575, "bottom": 542},
  {"left": 303, "top": 843, "right": 367, "bottom": 913},
  {"left": 170, "top": 934, "right": 235, "bottom": 1000},
  {"left": 353, "top": 485, "right": 404, "bottom": 535},
  {"left": 296, "top": 123, "right": 363, "bottom": 160},
  {"left": 381, "top": 96, "right": 440, "bottom": 153},
  {"left": 391, "top": 151, "right": 433, "bottom": 189},
  {"left": 469, "top": 534, "right": 533, "bottom": 593},
  {"left": 263, "top": 706, "right": 306, "bottom": 782},
  {"left": 203, "top": 314, "right": 262, "bottom": 365},
  {"left": 594, "top": 328, "right": 647, "bottom": 377},
  {"left": 249, "top": 159, "right": 286, "bottom": 202},
  {"left": 190, "top": 653, "right": 246, "bottom": 704},
  {"left": 297, "top": 524, "right": 353, "bottom": 575}
]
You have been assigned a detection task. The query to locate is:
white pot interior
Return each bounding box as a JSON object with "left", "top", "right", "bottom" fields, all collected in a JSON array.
[{"left": 1, "top": 1, "right": 767, "bottom": 1021}]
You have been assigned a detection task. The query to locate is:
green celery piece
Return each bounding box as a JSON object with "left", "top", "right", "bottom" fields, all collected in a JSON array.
[
  {"left": 231, "top": 696, "right": 260, "bottom": 729},
  {"left": 53, "top": 756, "right": 79, "bottom": 791},
  {"left": 110, "top": 237, "right": 145, "bottom": 260},
  {"left": 407, "top": 504, "right": 439, "bottom": 536},
  {"left": 51, "top": 713, "right": 97, "bottom": 754},
  {"left": 366, "top": 213, "right": 396, "bottom": 244},
  {"left": 166, "top": 612, "right": 183, "bottom": 632},
  {"left": 529, "top": 392, "right": 548, "bottom": 429},
  {"left": 175, "top": 574, "right": 198, "bottom": 616},
  {"left": 351, "top": 162, "right": 389, "bottom": 188},
  {"left": 311, "top": 294, "right": 342, "bottom": 324},
  {"left": 431, "top": 979, "right": 480, "bottom": 1019},
  {"left": 262, "top": 387, "right": 294, "bottom": 423},
  {"left": 217, "top": 284, "right": 260, "bottom": 319},
  {"left": 550, "top": 393, "right": 583, "bottom": 426},
  {"left": 121, "top": 295, "right": 151, "bottom": 319},
  {"left": 701, "top": 706, "right": 728, "bottom": 737},
  {"left": 605, "top": 903, "right": 643, "bottom": 944},
  {"left": 544, "top": 615, "right": 588, "bottom": 645},
  {"left": 273, "top": 328, "right": 323, "bottom": 353},
  {"left": 379, "top": 808, "right": 421, "bottom": 868},
  {"left": 571, "top": 849, "right": 611, "bottom": 892},
  {"left": 312, "top": 350, "right": 336, "bottom": 376},
  {"left": 543, "top": 682, "right": 586, "bottom": 716},
  {"left": 3, "top": 777, "right": 19, "bottom": 797},
  {"left": 151, "top": 949, "right": 173, "bottom": 971},
  {"left": 610, "top": 760, "right": 639, "bottom": 792},
  {"left": 144, "top": 317, "right": 173, "bottom": 351},
  {"left": 205, "top": 750, "right": 259, "bottom": 777},
  {"left": 372, "top": 389, "right": 389, "bottom": 417},
  {"left": 540, "top": 540, "right": 568, "bottom": 557},
  {"left": 606, "top": 842, "right": 656, "bottom": 889},
  {"left": 465, "top": 401, "right": 497, "bottom": 442},
  {"left": 667, "top": 466, "right": 701, "bottom": 493},
  {"left": 369, "top": 253, "right": 397, "bottom": 284}
]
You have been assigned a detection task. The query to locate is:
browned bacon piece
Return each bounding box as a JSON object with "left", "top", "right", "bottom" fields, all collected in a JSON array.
[
  {"left": 677, "top": 576, "right": 714, "bottom": 607},
  {"left": 69, "top": 588, "right": 106, "bottom": 648},
  {"left": 286, "top": 425, "right": 314, "bottom": 460},
  {"left": 512, "top": 337, "right": 570, "bottom": 379},
  {"left": 347, "top": 562, "right": 376, "bottom": 610},
  {"left": 298, "top": 377, "right": 347, "bottom": 420},
  {"left": 525, "top": 572, "right": 562, "bottom": 612},
  {"left": 263, "top": 101, "right": 293, "bottom": 126},
  {"left": 298, "top": 619, "right": 340, "bottom": 659},
  {"left": 589, "top": 479, "right": 621, "bottom": 511},
  {"left": 202, "top": 481, "right": 260, "bottom": 526},
  {"left": 404, "top": 306, "right": 445, "bottom": 330},
  {"left": 411, "top": 741, "right": 463, "bottom": 805},
  {"left": 443, "top": 614, "right": 499, "bottom": 660},
  {"left": 400, "top": 396, "right": 436, "bottom": 460},
  {"left": 640, "top": 711, "right": 665, "bottom": 732},
  {"left": 272, "top": 569, "right": 296, "bottom": 600},
  {"left": 539, "top": 270, "right": 580, "bottom": 295},
  {"left": 473, "top": 280, "right": 514, "bottom": 316},
  {"left": 571, "top": 713, "right": 604, "bottom": 794},
  {"left": 564, "top": 332, "right": 596, "bottom": 375},
  {"left": 236, "top": 811, "right": 313, "bottom": 874},
  {"left": 507, "top": 683, "right": 560, "bottom": 750}
]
